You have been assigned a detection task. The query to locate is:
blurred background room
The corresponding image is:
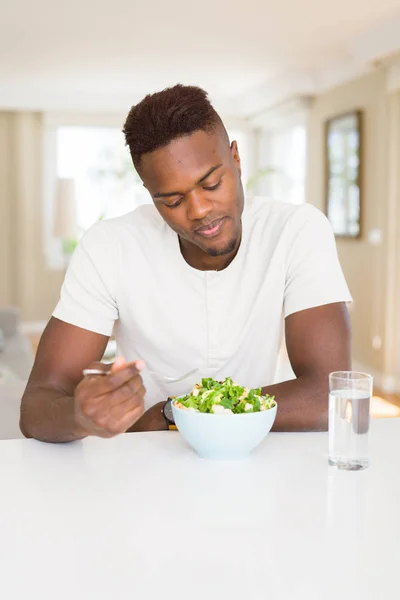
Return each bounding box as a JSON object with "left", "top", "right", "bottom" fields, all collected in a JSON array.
[{"left": 1, "top": 0, "right": 400, "bottom": 437}]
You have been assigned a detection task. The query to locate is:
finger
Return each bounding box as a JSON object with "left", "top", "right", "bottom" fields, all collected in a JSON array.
[
  {"left": 84, "top": 379, "right": 145, "bottom": 422},
  {"left": 117, "top": 405, "right": 144, "bottom": 433},
  {"left": 111, "top": 356, "right": 127, "bottom": 372},
  {"left": 110, "top": 399, "right": 145, "bottom": 434},
  {"left": 94, "top": 377, "right": 144, "bottom": 411},
  {"left": 106, "top": 390, "right": 145, "bottom": 424},
  {"left": 102, "top": 365, "right": 145, "bottom": 396},
  {"left": 84, "top": 363, "right": 144, "bottom": 396},
  {"left": 77, "top": 374, "right": 144, "bottom": 424},
  {"left": 111, "top": 357, "right": 146, "bottom": 375},
  {"left": 93, "top": 397, "right": 145, "bottom": 435},
  {"left": 126, "top": 377, "right": 146, "bottom": 402}
]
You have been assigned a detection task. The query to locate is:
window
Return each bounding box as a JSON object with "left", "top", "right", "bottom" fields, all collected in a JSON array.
[
  {"left": 253, "top": 125, "right": 307, "bottom": 204},
  {"left": 325, "top": 111, "right": 362, "bottom": 238},
  {"left": 56, "top": 126, "right": 150, "bottom": 232},
  {"left": 247, "top": 98, "right": 310, "bottom": 204}
]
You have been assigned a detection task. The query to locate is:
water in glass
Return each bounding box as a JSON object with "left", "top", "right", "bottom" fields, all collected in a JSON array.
[{"left": 328, "top": 389, "right": 370, "bottom": 470}]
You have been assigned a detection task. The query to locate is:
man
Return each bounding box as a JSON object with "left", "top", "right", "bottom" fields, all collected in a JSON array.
[{"left": 20, "top": 84, "right": 352, "bottom": 442}]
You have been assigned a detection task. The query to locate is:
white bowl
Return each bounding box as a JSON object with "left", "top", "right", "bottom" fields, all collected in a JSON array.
[{"left": 172, "top": 400, "right": 277, "bottom": 460}]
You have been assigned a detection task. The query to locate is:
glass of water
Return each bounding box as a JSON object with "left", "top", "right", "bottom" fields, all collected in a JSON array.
[{"left": 328, "top": 371, "right": 373, "bottom": 470}]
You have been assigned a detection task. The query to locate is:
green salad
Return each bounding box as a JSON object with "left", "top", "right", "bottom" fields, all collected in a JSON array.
[{"left": 174, "top": 377, "right": 276, "bottom": 415}]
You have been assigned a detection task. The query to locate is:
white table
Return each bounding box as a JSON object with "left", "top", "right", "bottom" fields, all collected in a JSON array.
[{"left": 0, "top": 420, "right": 399, "bottom": 600}]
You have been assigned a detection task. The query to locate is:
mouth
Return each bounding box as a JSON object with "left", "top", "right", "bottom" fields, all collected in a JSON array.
[{"left": 195, "top": 217, "right": 225, "bottom": 239}]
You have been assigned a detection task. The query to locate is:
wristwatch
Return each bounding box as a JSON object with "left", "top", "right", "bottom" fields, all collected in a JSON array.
[{"left": 162, "top": 397, "right": 177, "bottom": 431}]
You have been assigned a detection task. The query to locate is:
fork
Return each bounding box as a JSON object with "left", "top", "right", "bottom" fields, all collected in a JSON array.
[{"left": 82, "top": 367, "right": 199, "bottom": 384}]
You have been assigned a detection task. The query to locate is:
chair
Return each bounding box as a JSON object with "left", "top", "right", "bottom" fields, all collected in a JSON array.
[{"left": 0, "top": 307, "right": 33, "bottom": 439}]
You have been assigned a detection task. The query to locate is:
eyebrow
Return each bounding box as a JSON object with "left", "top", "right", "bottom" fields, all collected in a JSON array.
[{"left": 153, "top": 164, "right": 223, "bottom": 199}]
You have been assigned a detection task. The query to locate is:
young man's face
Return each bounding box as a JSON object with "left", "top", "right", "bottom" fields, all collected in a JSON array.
[{"left": 138, "top": 129, "right": 244, "bottom": 264}]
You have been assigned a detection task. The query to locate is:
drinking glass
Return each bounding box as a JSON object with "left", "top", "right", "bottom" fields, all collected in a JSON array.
[{"left": 328, "top": 371, "right": 373, "bottom": 470}]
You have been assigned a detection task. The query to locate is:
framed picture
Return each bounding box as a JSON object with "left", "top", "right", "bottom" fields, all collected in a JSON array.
[{"left": 325, "top": 110, "right": 362, "bottom": 238}]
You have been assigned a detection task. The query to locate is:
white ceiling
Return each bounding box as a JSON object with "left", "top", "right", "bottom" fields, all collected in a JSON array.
[{"left": 2, "top": 0, "right": 400, "bottom": 116}]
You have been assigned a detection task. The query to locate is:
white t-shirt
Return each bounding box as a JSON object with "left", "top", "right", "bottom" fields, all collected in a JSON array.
[{"left": 53, "top": 197, "right": 352, "bottom": 408}]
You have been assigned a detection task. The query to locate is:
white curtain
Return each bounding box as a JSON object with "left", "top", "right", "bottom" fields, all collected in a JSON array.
[{"left": 0, "top": 111, "right": 64, "bottom": 321}]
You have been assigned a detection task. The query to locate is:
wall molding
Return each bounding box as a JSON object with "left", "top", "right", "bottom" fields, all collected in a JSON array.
[{"left": 386, "top": 63, "right": 400, "bottom": 93}]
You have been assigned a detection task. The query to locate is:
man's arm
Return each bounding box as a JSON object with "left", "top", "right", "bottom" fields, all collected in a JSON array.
[
  {"left": 263, "top": 302, "right": 351, "bottom": 432},
  {"left": 20, "top": 317, "right": 145, "bottom": 442}
]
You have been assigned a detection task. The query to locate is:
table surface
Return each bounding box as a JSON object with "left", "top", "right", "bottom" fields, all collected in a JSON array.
[{"left": 0, "top": 420, "right": 399, "bottom": 600}]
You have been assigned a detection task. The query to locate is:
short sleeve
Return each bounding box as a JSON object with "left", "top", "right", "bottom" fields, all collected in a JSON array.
[
  {"left": 283, "top": 204, "right": 352, "bottom": 318},
  {"left": 53, "top": 223, "right": 118, "bottom": 335}
]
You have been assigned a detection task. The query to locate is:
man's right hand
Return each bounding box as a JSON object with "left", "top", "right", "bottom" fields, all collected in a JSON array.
[{"left": 74, "top": 357, "right": 146, "bottom": 438}]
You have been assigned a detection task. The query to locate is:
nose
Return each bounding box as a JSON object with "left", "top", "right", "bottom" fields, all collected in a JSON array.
[{"left": 186, "top": 190, "right": 213, "bottom": 222}]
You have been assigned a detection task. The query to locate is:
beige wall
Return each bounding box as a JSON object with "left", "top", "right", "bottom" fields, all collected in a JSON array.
[
  {"left": 0, "top": 113, "right": 15, "bottom": 308},
  {"left": 306, "top": 67, "right": 397, "bottom": 377},
  {"left": 0, "top": 112, "right": 64, "bottom": 322}
]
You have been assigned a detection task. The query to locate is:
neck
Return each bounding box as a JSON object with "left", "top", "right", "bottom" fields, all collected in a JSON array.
[{"left": 179, "top": 232, "right": 242, "bottom": 272}]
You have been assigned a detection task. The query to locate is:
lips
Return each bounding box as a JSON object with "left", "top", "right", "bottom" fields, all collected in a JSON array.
[{"left": 195, "top": 218, "right": 225, "bottom": 238}]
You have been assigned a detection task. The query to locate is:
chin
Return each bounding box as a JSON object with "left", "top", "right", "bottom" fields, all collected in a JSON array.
[{"left": 204, "top": 236, "right": 238, "bottom": 257}]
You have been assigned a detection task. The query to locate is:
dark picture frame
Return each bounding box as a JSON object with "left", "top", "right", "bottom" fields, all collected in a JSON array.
[{"left": 324, "top": 110, "right": 363, "bottom": 238}]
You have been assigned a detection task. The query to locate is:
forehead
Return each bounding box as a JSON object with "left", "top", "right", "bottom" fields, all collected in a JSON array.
[{"left": 139, "top": 130, "right": 230, "bottom": 192}]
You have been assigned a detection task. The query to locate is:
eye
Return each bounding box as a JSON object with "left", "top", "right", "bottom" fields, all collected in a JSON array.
[
  {"left": 165, "top": 199, "right": 183, "bottom": 209},
  {"left": 203, "top": 179, "right": 222, "bottom": 192}
]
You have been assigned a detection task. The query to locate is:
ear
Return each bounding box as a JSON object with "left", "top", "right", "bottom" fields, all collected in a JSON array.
[{"left": 230, "top": 140, "right": 241, "bottom": 175}]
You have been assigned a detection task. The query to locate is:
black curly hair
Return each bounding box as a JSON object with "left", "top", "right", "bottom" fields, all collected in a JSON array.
[{"left": 123, "top": 84, "right": 227, "bottom": 169}]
